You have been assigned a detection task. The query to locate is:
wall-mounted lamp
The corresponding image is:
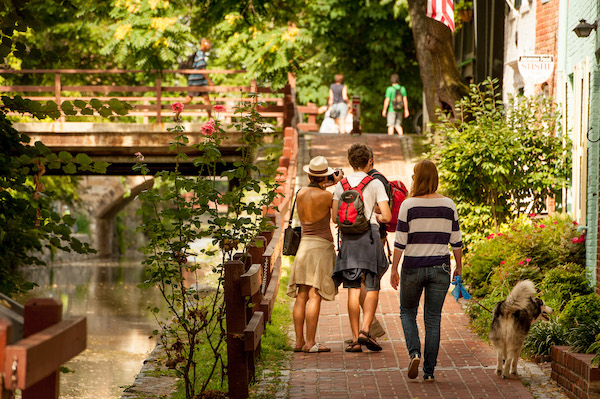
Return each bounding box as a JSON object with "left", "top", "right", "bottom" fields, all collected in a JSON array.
[{"left": 573, "top": 19, "right": 598, "bottom": 38}]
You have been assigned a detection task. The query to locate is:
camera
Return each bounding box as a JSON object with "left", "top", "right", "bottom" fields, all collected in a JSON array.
[{"left": 328, "top": 168, "right": 342, "bottom": 182}]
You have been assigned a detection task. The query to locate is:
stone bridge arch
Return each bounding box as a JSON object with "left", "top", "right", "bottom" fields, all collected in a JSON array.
[{"left": 79, "top": 176, "right": 153, "bottom": 257}]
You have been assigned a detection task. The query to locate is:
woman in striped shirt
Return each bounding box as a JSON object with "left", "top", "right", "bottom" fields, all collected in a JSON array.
[{"left": 390, "top": 159, "right": 463, "bottom": 382}]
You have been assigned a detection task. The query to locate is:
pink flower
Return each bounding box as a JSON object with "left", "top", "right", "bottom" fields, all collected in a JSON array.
[
  {"left": 172, "top": 102, "right": 184, "bottom": 113},
  {"left": 486, "top": 234, "right": 494, "bottom": 240},
  {"left": 525, "top": 258, "right": 531, "bottom": 263},
  {"left": 497, "top": 233, "right": 503, "bottom": 236},
  {"left": 200, "top": 119, "right": 216, "bottom": 136},
  {"left": 554, "top": 221, "right": 558, "bottom": 225},
  {"left": 518, "top": 261, "right": 524, "bottom": 265},
  {"left": 572, "top": 221, "right": 579, "bottom": 225},
  {"left": 529, "top": 213, "right": 537, "bottom": 218},
  {"left": 539, "top": 224, "right": 546, "bottom": 228},
  {"left": 577, "top": 235, "right": 585, "bottom": 243},
  {"left": 500, "top": 260, "right": 505, "bottom": 265},
  {"left": 572, "top": 237, "right": 579, "bottom": 243},
  {"left": 213, "top": 104, "right": 226, "bottom": 113},
  {"left": 134, "top": 152, "right": 144, "bottom": 161}
]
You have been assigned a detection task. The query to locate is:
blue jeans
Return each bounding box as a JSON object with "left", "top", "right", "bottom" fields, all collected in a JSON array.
[{"left": 400, "top": 264, "right": 451, "bottom": 376}]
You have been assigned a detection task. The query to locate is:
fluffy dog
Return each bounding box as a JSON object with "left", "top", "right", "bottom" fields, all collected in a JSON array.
[{"left": 489, "top": 280, "right": 553, "bottom": 378}]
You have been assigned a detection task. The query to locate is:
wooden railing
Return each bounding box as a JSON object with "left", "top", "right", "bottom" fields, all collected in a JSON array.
[
  {"left": 224, "top": 126, "right": 297, "bottom": 398},
  {"left": 0, "top": 69, "right": 295, "bottom": 126},
  {"left": 0, "top": 296, "right": 86, "bottom": 399}
]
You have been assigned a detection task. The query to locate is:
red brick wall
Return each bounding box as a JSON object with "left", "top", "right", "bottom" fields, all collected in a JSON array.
[
  {"left": 551, "top": 346, "right": 600, "bottom": 399},
  {"left": 535, "top": 0, "right": 560, "bottom": 97}
]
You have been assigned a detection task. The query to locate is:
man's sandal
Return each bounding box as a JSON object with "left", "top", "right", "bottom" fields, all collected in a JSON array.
[
  {"left": 345, "top": 341, "right": 362, "bottom": 352},
  {"left": 358, "top": 330, "right": 382, "bottom": 352}
]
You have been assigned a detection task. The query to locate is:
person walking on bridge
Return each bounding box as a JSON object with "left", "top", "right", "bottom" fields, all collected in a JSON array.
[
  {"left": 328, "top": 74, "right": 350, "bottom": 134},
  {"left": 382, "top": 74, "right": 409, "bottom": 135},
  {"left": 182, "top": 38, "right": 213, "bottom": 117},
  {"left": 287, "top": 156, "right": 343, "bottom": 353},
  {"left": 390, "top": 159, "right": 463, "bottom": 381}
]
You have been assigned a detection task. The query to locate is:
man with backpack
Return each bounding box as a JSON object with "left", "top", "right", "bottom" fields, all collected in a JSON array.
[
  {"left": 332, "top": 143, "right": 391, "bottom": 353},
  {"left": 382, "top": 74, "right": 409, "bottom": 136}
]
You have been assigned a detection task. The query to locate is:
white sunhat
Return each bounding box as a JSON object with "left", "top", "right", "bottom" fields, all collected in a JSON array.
[{"left": 302, "top": 156, "right": 335, "bottom": 177}]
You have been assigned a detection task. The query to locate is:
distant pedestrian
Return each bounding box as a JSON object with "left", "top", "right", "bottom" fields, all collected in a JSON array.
[
  {"left": 390, "top": 159, "right": 463, "bottom": 382},
  {"left": 183, "top": 38, "right": 213, "bottom": 117},
  {"left": 288, "top": 156, "right": 343, "bottom": 353},
  {"left": 382, "top": 74, "right": 409, "bottom": 135},
  {"left": 328, "top": 74, "right": 350, "bottom": 134},
  {"left": 332, "top": 143, "right": 391, "bottom": 353}
]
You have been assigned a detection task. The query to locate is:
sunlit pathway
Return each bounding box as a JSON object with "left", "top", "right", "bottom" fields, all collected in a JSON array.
[{"left": 287, "top": 133, "right": 565, "bottom": 399}]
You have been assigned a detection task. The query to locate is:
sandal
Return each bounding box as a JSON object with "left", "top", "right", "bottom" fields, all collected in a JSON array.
[
  {"left": 358, "top": 330, "right": 382, "bottom": 352},
  {"left": 345, "top": 341, "right": 362, "bottom": 352},
  {"left": 303, "top": 343, "right": 331, "bottom": 353}
]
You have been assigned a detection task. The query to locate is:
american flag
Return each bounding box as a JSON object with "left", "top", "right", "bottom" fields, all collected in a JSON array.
[{"left": 427, "top": 0, "right": 455, "bottom": 32}]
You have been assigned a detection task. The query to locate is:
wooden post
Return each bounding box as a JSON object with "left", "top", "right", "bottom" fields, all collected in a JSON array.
[
  {"left": 224, "top": 260, "right": 249, "bottom": 399},
  {"left": 55, "top": 73, "right": 64, "bottom": 123},
  {"left": 283, "top": 84, "right": 293, "bottom": 128},
  {"left": 0, "top": 320, "right": 13, "bottom": 399},
  {"left": 21, "top": 298, "right": 62, "bottom": 399},
  {"left": 156, "top": 77, "right": 162, "bottom": 124}
]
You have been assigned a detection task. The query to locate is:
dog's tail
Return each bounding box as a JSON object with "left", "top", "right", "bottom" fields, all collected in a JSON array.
[{"left": 503, "top": 280, "right": 536, "bottom": 312}]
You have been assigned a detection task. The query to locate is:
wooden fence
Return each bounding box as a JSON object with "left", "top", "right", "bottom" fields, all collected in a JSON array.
[
  {"left": 0, "top": 69, "right": 323, "bottom": 131},
  {"left": 0, "top": 296, "right": 86, "bottom": 399},
  {"left": 224, "top": 126, "right": 297, "bottom": 398},
  {"left": 0, "top": 69, "right": 297, "bottom": 126}
]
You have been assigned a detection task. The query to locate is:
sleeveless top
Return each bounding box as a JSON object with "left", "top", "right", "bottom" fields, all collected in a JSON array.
[
  {"left": 330, "top": 83, "right": 345, "bottom": 104},
  {"left": 300, "top": 211, "right": 333, "bottom": 242}
]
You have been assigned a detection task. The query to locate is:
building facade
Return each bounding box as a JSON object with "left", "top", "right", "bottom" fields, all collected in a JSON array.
[{"left": 556, "top": 0, "right": 599, "bottom": 291}]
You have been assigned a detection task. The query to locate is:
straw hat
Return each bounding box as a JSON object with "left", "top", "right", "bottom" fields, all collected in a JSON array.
[{"left": 303, "top": 156, "right": 334, "bottom": 177}]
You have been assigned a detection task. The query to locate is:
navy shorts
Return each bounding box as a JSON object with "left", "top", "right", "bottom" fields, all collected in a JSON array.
[{"left": 341, "top": 270, "right": 381, "bottom": 291}]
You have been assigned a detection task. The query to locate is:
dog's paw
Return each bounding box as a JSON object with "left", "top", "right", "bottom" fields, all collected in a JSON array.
[
  {"left": 511, "top": 371, "right": 518, "bottom": 376},
  {"left": 496, "top": 370, "right": 502, "bottom": 376},
  {"left": 502, "top": 374, "right": 510, "bottom": 379}
]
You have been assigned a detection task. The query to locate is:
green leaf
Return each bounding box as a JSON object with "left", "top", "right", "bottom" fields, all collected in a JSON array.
[
  {"left": 58, "top": 151, "right": 73, "bottom": 162},
  {"left": 62, "top": 163, "right": 77, "bottom": 174}
]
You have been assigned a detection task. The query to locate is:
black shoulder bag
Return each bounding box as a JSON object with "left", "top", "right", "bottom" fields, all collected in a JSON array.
[{"left": 282, "top": 191, "right": 302, "bottom": 256}]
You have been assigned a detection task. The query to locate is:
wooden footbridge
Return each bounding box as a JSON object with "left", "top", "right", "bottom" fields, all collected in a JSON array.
[{"left": 1, "top": 69, "right": 319, "bottom": 175}]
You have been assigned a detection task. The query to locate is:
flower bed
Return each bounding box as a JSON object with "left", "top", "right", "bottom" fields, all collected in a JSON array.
[{"left": 551, "top": 346, "right": 600, "bottom": 399}]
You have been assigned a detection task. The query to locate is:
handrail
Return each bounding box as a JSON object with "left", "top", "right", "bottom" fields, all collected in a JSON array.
[
  {"left": 0, "top": 69, "right": 291, "bottom": 124},
  {"left": 223, "top": 126, "right": 298, "bottom": 399}
]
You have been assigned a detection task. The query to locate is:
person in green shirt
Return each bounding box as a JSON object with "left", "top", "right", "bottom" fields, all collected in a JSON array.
[{"left": 382, "top": 74, "right": 409, "bottom": 136}]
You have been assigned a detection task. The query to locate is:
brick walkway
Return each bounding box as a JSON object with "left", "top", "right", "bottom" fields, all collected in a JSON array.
[{"left": 286, "top": 133, "right": 566, "bottom": 399}]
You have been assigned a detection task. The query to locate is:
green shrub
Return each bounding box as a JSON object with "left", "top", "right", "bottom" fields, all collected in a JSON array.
[
  {"left": 559, "top": 294, "right": 600, "bottom": 328},
  {"left": 462, "top": 214, "right": 585, "bottom": 298},
  {"left": 541, "top": 263, "right": 593, "bottom": 311},
  {"left": 588, "top": 334, "right": 600, "bottom": 367},
  {"left": 568, "top": 321, "right": 600, "bottom": 353},
  {"left": 522, "top": 318, "right": 569, "bottom": 357}
]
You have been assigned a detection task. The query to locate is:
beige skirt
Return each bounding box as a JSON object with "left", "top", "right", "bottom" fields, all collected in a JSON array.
[{"left": 287, "top": 235, "right": 337, "bottom": 301}]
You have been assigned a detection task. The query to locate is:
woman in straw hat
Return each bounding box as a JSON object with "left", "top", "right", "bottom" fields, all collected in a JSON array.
[{"left": 287, "top": 156, "right": 343, "bottom": 353}]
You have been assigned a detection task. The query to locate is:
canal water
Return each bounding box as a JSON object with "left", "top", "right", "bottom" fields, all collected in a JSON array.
[{"left": 18, "top": 256, "right": 165, "bottom": 399}]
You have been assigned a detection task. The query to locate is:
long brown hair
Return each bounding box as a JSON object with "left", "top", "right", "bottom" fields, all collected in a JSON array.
[{"left": 410, "top": 159, "right": 439, "bottom": 197}]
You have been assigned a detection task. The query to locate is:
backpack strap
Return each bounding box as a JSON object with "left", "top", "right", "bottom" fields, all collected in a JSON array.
[
  {"left": 340, "top": 177, "right": 351, "bottom": 191},
  {"left": 354, "top": 175, "right": 374, "bottom": 192}
]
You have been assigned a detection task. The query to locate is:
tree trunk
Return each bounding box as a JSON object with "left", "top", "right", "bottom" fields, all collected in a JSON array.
[{"left": 407, "top": 0, "right": 468, "bottom": 128}]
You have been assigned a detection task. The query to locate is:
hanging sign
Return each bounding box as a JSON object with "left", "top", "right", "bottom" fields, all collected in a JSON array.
[{"left": 518, "top": 55, "right": 555, "bottom": 85}]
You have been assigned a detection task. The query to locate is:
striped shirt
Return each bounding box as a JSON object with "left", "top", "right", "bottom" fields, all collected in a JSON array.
[{"left": 394, "top": 196, "right": 462, "bottom": 269}]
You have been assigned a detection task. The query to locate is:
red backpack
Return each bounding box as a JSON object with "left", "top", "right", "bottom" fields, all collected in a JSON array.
[
  {"left": 386, "top": 180, "right": 408, "bottom": 233},
  {"left": 336, "top": 176, "right": 374, "bottom": 234}
]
